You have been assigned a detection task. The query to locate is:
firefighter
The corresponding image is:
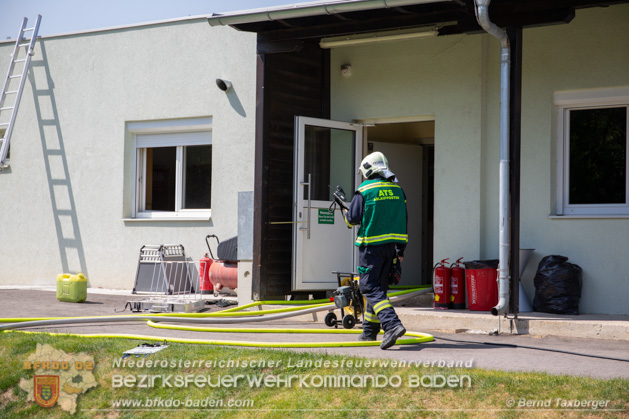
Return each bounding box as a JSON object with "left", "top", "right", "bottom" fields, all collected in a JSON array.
[{"left": 342, "top": 151, "right": 408, "bottom": 350}]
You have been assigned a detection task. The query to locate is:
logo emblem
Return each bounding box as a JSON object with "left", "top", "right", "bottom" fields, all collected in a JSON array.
[{"left": 34, "top": 375, "right": 60, "bottom": 408}]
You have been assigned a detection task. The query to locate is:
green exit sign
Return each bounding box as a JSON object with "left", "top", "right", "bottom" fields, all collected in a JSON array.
[{"left": 318, "top": 209, "right": 335, "bottom": 224}]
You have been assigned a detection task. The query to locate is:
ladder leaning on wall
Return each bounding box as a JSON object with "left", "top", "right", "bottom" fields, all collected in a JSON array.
[{"left": 0, "top": 15, "right": 42, "bottom": 171}]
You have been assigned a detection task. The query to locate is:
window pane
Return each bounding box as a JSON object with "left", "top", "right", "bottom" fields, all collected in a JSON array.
[
  {"left": 304, "top": 126, "right": 355, "bottom": 201},
  {"left": 146, "top": 147, "right": 176, "bottom": 211},
  {"left": 569, "top": 107, "right": 627, "bottom": 205},
  {"left": 183, "top": 145, "right": 212, "bottom": 209}
]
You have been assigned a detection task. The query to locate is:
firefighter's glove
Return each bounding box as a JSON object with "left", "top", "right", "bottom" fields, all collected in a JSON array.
[{"left": 388, "top": 256, "right": 402, "bottom": 285}]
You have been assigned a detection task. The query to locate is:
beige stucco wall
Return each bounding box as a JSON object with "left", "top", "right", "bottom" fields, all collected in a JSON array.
[
  {"left": 0, "top": 19, "right": 257, "bottom": 290},
  {"left": 517, "top": 5, "right": 629, "bottom": 315},
  {"left": 330, "top": 31, "right": 485, "bottom": 262},
  {"left": 330, "top": 4, "right": 629, "bottom": 314}
]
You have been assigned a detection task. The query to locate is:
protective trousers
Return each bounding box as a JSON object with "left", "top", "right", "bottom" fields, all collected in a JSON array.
[{"left": 358, "top": 243, "right": 403, "bottom": 337}]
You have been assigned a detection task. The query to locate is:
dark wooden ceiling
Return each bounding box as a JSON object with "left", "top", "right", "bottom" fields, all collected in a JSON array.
[{"left": 228, "top": 0, "right": 628, "bottom": 41}]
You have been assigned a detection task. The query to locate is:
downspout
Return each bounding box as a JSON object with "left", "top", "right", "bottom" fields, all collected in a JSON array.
[{"left": 474, "top": 0, "right": 510, "bottom": 316}]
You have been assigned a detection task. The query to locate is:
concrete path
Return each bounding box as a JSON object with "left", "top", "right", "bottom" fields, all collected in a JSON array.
[{"left": 1, "top": 288, "right": 627, "bottom": 379}]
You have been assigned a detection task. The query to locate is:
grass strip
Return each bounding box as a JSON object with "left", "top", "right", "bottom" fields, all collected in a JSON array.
[{"left": 1, "top": 332, "right": 626, "bottom": 418}]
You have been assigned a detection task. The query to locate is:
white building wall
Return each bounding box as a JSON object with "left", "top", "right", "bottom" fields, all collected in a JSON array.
[
  {"left": 0, "top": 19, "right": 257, "bottom": 290},
  {"left": 330, "top": 5, "right": 629, "bottom": 314},
  {"left": 2, "top": 6, "right": 628, "bottom": 314}
]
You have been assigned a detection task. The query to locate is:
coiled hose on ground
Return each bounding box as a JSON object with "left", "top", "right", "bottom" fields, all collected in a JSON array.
[{"left": 0, "top": 286, "right": 434, "bottom": 348}]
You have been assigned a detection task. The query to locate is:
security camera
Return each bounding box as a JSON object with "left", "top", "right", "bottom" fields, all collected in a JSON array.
[{"left": 216, "top": 78, "right": 232, "bottom": 92}]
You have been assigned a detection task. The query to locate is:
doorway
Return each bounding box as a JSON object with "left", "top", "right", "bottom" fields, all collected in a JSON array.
[
  {"left": 365, "top": 120, "right": 435, "bottom": 285},
  {"left": 292, "top": 117, "right": 363, "bottom": 291}
]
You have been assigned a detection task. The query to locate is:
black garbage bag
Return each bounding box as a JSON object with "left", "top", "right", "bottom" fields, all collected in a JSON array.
[{"left": 533, "top": 255, "right": 583, "bottom": 315}]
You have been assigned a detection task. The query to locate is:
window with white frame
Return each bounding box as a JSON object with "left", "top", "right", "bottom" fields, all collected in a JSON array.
[
  {"left": 129, "top": 118, "right": 212, "bottom": 219},
  {"left": 555, "top": 88, "right": 629, "bottom": 216}
]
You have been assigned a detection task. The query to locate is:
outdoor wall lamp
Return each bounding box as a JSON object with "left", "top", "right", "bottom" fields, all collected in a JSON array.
[{"left": 216, "top": 78, "right": 232, "bottom": 92}]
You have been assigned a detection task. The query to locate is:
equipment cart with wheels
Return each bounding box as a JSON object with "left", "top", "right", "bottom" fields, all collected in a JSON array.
[{"left": 325, "top": 272, "right": 365, "bottom": 329}]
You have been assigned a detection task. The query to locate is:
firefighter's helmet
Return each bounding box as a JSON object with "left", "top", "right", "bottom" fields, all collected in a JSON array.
[{"left": 358, "top": 151, "right": 396, "bottom": 180}]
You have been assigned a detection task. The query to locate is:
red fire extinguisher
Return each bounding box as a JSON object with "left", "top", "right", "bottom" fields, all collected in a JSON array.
[
  {"left": 199, "top": 253, "right": 213, "bottom": 294},
  {"left": 450, "top": 257, "right": 466, "bottom": 309},
  {"left": 433, "top": 258, "right": 451, "bottom": 309}
]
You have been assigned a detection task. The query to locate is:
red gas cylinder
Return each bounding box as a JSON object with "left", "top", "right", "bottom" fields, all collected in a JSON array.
[
  {"left": 433, "top": 258, "right": 451, "bottom": 309},
  {"left": 450, "top": 257, "right": 466, "bottom": 309},
  {"left": 209, "top": 261, "right": 238, "bottom": 293},
  {"left": 199, "top": 253, "right": 213, "bottom": 294}
]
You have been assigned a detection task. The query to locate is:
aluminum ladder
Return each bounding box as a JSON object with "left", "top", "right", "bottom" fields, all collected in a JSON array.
[{"left": 0, "top": 15, "right": 42, "bottom": 171}]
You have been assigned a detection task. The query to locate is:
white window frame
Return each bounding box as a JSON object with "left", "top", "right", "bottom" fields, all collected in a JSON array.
[
  {"left": 128, "top": 117, "right": 212, "bottom": 220},
  {"left": 554, "top": 87, "right": 629, "bottom": 216}
]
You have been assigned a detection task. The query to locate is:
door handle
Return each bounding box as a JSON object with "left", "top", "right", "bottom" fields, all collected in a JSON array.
[
  {"left": 299, "top": 173, "right": 311, "bottom": 239},
  {"left": 267, "top": 221, "right": 307, "bottom": 225}
]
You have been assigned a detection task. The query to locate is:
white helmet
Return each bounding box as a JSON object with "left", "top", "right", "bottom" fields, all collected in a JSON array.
[{"left": 358, "top": 151, "right": 396, "bottom": 180}]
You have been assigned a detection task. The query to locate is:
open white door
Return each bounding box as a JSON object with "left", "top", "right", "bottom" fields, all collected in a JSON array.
[{"left": 293, "top": 117, "right": 363, "bottom": 291}]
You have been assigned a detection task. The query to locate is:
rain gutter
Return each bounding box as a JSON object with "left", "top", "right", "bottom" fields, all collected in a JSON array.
[{"left": 208, "top": 0, "right": 454, "bottom": 27}]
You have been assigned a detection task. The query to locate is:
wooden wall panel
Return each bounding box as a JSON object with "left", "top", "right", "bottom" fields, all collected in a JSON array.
[{"left": 253, "top": 41, "right": 329, "bottom": 299}]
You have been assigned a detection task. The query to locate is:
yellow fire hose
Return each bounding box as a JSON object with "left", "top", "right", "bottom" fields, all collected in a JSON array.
[{"left": 0, "top": 287, "right": 434, "bottom": 348}]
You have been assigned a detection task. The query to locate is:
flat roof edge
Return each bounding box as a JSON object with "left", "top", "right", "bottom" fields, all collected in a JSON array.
[
  {"left": 0, "top": 15, "right": 211, "bottom": 45},
  {"left": 208, "top": 0, "right": 452, "bottom": 27}
]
